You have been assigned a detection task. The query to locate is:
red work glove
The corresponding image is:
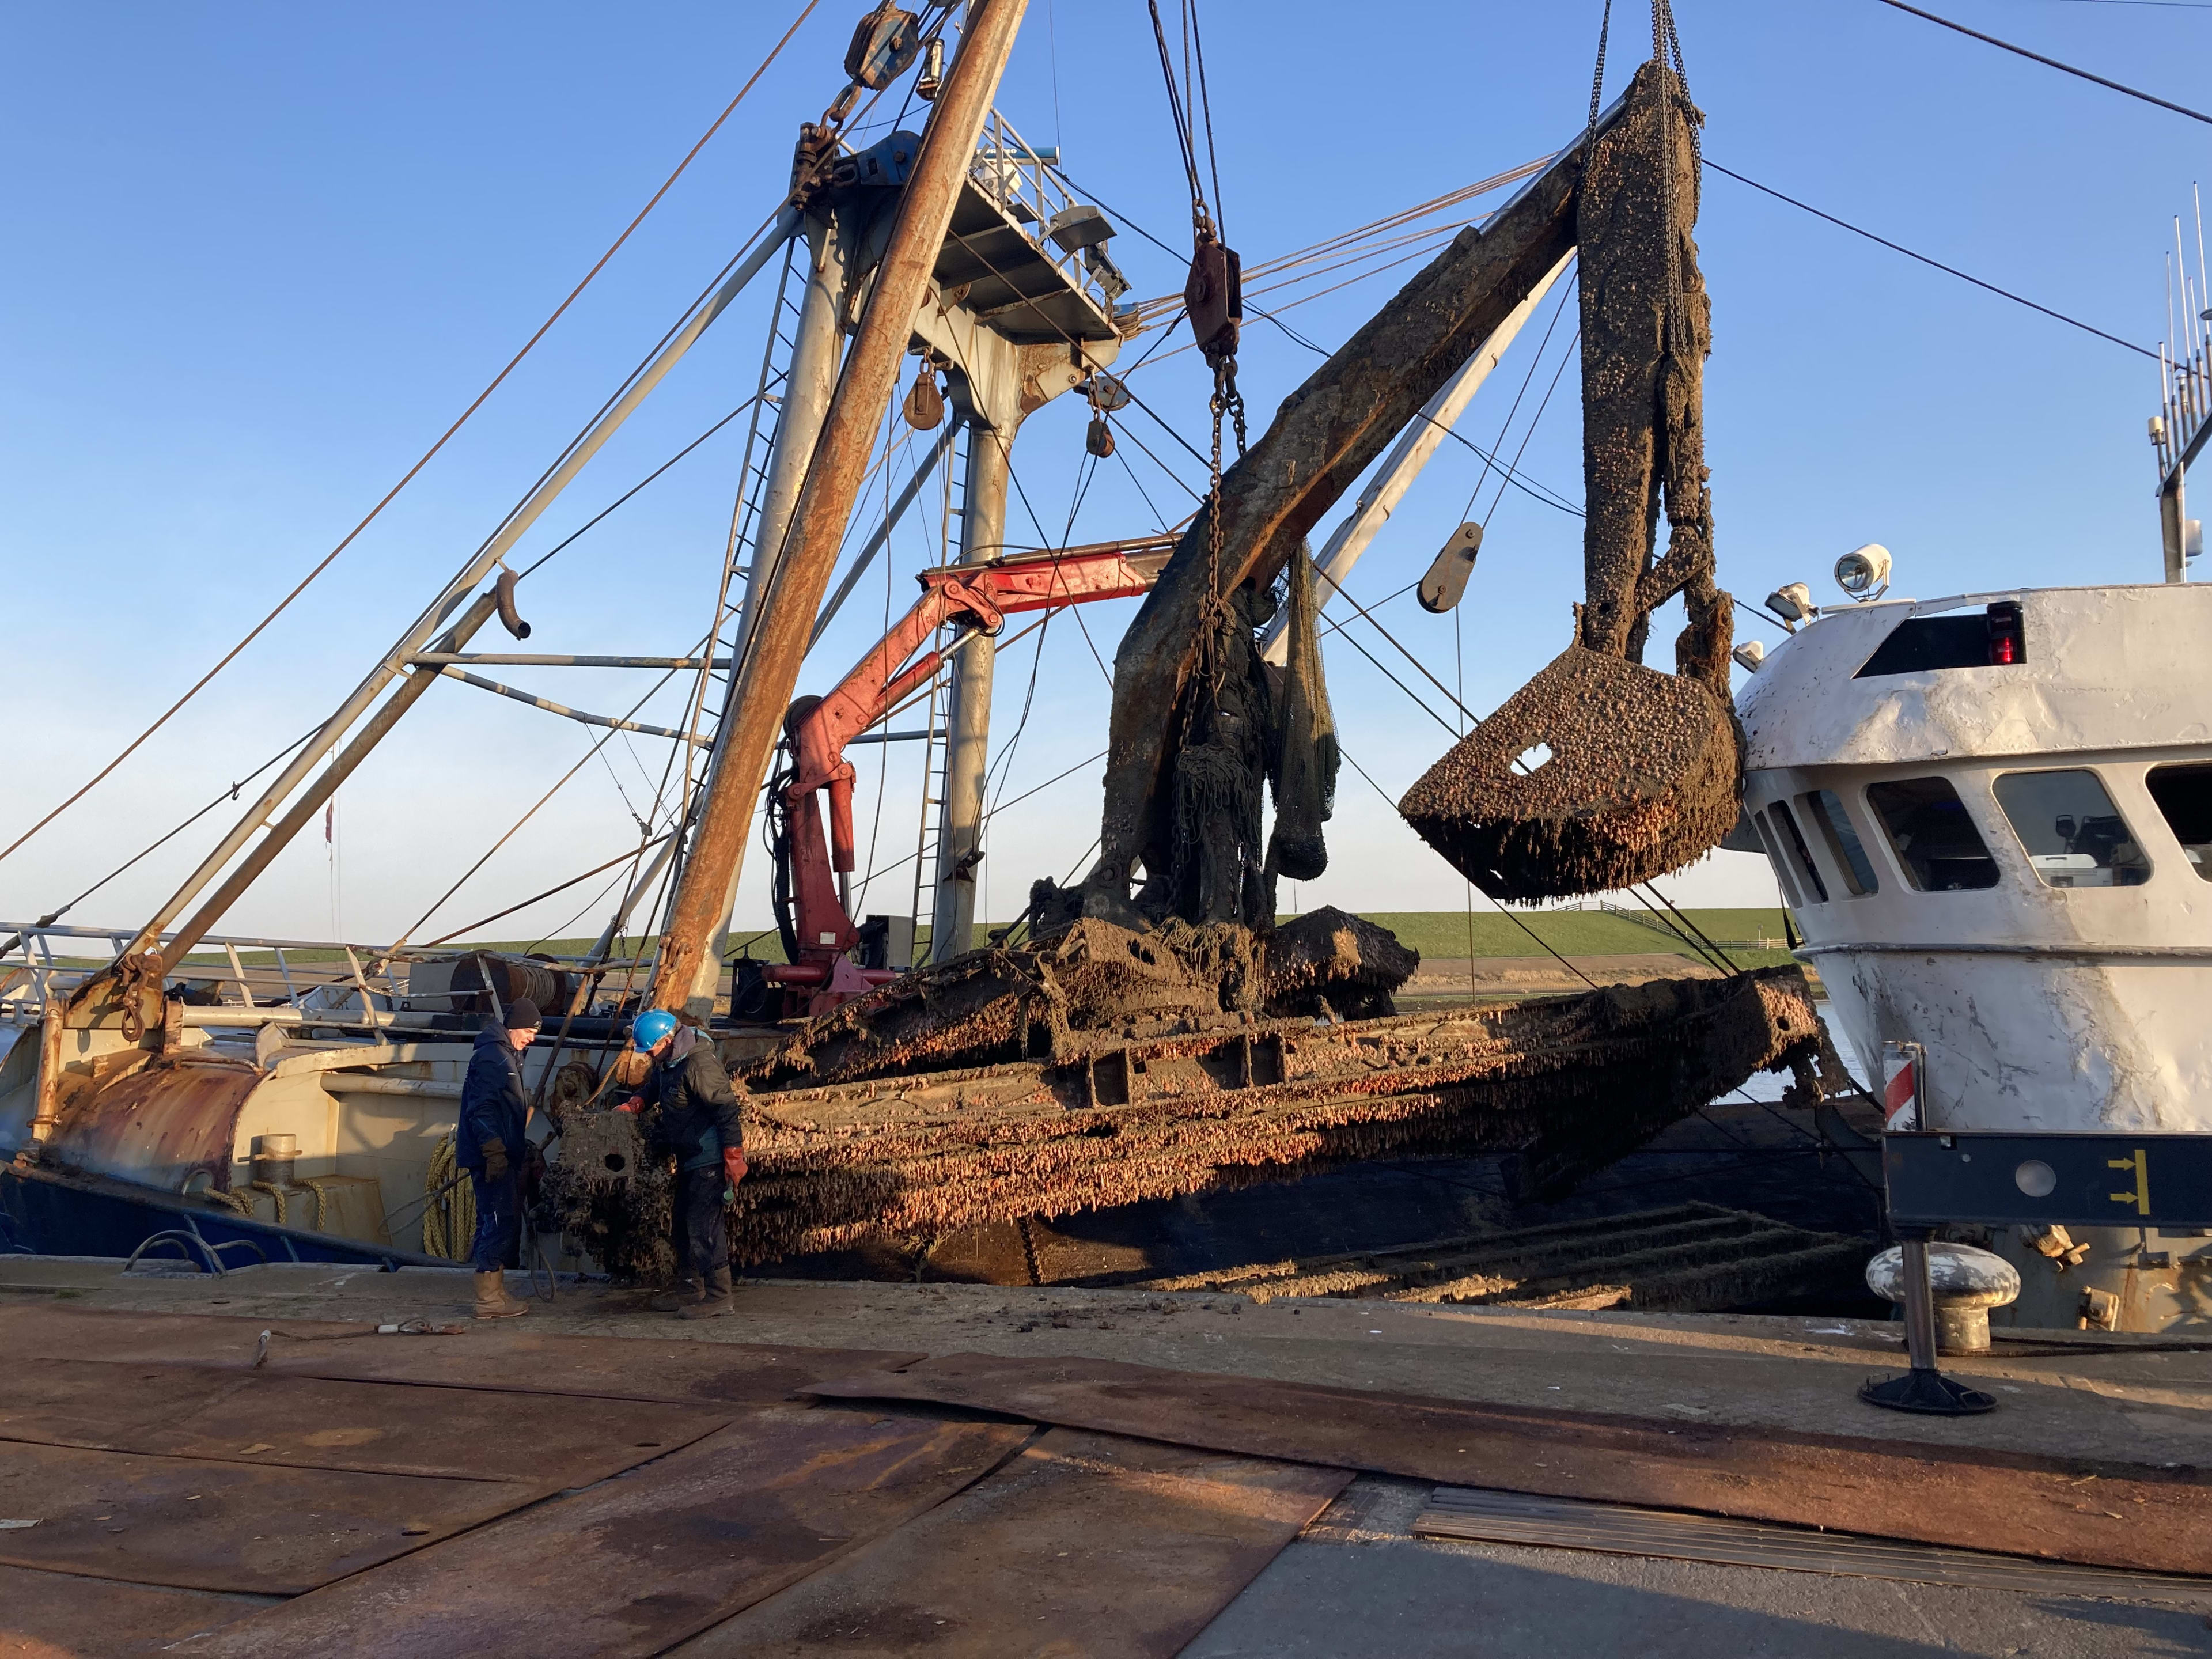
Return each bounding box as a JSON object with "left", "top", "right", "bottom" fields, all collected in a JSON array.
[
  {"left": 721, "top": 1145, "right": 748, "bottom": 1205},
  {"left": 616, "top": 1095, "right": 644, "bottom": 1115}
]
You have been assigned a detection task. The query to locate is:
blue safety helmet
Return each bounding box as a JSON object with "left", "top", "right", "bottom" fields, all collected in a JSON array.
[{"left": 631, "top": 1009, "right": 679, "bottom": 1051}]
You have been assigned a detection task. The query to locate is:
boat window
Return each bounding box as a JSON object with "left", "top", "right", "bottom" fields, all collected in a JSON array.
[
  {"left": 1768, "top": 800, "right": 1830, "bottom": 903},
  {"left": 2147, "top": 763, "right": 2212, "bottom": 882},
  {"left": 1854, "top": 600, "right": 2025, "bottom": 678},
  {"left": 1993, "top": 770, "right": 2151, "bottom": 888},
  {"left": 1801, "top": 789, "right": 1879, "bottom": 896},
  {"left": 1755, "top": 809, "right": 1805, "bottom": 907},
  {"left": 1865, "top": 777, "right": 2002, "bottom": 891}
]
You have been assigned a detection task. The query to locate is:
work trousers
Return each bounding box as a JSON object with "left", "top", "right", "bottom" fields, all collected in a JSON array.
[
  {"left": 674, "top": 1162, "right": 730, "bottom": 1278},
  {"left": 468, "top": 1168, "right": 523, "bottom": 1272}
]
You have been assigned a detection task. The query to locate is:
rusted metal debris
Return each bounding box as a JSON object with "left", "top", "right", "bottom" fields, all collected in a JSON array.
[
  {"left": 747, "top": 907, "right": 1416, "bottom": 1094},
  {"left": 706, "top": 966, "right": 1818, "bottom": 1267},
  {"left": 1135, "top": 1201, "right": 1869, "bottom": 1313},
  {"left": 802, "top": 1351, "right": 2212, "bottom": 1577}
]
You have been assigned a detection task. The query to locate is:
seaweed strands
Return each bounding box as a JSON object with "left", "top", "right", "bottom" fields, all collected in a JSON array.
[
  {"left": 725, "top": 967, "right": 1821, "bottom": 1268},
  {"left": 1399, "top": 645, "right": 1738, "bottom": 902}
]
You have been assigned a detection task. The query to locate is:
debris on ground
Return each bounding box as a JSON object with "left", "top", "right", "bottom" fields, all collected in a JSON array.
[
  {"left": 1134, "top": 1201, "right": 1869, "bottom": 1313},
  {"left": 748, "top": 910, "right": 1415, "bottom": 1090}
]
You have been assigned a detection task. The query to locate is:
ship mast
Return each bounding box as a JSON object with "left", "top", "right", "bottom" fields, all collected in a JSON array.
[{"left": 649, "top": 0, "right": 1032, "bottom": 1015}]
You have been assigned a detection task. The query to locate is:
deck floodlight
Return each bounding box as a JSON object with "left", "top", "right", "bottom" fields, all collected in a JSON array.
[
  {"left": 1732, "top": 639, "right": 1766, "bottom": 673},
  {"left": 1047, "top": 204, "right": 1116, "bottom": 255},
  {"left": 1834, "top": 544, "right": 1892, "bottom": 603},
  {"left": 1765, "top": 581, "right": 1819, "bottom": 631}
]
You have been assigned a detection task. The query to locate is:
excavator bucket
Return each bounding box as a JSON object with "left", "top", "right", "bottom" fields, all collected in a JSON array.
[
  {"left": 1399, "top": 642, "right": 1737, "bottom": 902},
  {"left": 1405, "top": 63, "right": 1738, "bottom": 903}
]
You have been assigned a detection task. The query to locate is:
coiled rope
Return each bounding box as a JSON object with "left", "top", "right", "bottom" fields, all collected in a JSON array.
[{"left": 421, "top": 1135, "right": 476, "bottom": 1260}]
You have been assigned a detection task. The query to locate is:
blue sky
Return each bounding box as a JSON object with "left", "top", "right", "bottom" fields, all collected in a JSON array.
[{"left": 3, "top": 0, "right": 2203, "bottom": 948}]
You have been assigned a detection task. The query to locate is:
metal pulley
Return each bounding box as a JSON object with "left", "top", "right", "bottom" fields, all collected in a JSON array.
[
  {"left": 1418, "top": 522, "right": 1483, "bottom": 615},
  {"left": 902, "top": 364, "right": 945, "bottom": 430},
  {"left": 915, "top": 35, "right": 944, "bottom": 101},
  {"left": 1086, "top": 414, "right": 1116, "bottom": 459},
  {"left": 1184, "top": 233, "right": 1242, "bottom": 367},
  {"left": 844, "top": 4, "right": 923, "bottom": 90}
]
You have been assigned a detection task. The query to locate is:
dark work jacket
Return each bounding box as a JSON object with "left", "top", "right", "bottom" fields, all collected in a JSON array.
[
  {"left": 456, "top": 1021, "right": 530, "bottom": 1173},
  {"left": 641, "top": 1028, "right": 744, "bottom": 1173}
]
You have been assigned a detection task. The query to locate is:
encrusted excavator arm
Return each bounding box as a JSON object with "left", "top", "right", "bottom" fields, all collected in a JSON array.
[{"left": 1090, "top": 63, "right": 1734, "bottom": 916}]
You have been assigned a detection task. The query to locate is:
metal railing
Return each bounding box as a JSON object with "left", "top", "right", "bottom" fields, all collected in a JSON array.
[
  {"left": 968, "top": 109, "right": 1126, "bottom": 316},
  {"left": 0, "top": 921, "right": 620, "bottom": 1032}
]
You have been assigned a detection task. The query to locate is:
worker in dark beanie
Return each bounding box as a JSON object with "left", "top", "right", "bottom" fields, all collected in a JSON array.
[
  {"left": 623, "top": 1009, "right": 746, "bottom": 1317},
  {"left": 457, "top": 995, "right": 542, "bottom": 1318}
]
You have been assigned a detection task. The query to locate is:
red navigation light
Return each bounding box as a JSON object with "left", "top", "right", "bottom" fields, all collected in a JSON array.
[{"left": 1986, "top": 600, "right": 2024, "bottom": 666}]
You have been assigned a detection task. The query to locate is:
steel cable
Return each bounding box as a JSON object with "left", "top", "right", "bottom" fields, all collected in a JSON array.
[{"left": 0, "top": 0, "right": 822, "bottom": 868}]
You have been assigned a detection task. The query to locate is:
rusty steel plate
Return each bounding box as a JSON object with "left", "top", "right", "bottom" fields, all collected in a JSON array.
[
  {"left": 801, "top": 1353, "right": 2212, "bottom": 1578},
  {"left": 0, "top": 1562, "right": 274, "bottom": 1654},
  {"left": 671, "top": 1427, "right": 1351, "bottom": 1658},
  {"left": 0, "top": 1357, "right": 727, "bottom": 1486},
  {"left": 175, "top": 1404, "right": 1035, "bottom": 1658},
  {"left": 0, "top": 1441, "right": 534, "bottom": 1594},
  {"left": 0, "top": 1304, "right": 924, "bottom": 1407}
]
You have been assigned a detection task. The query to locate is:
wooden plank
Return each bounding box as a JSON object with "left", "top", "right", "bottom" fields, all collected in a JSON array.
[
  {"left": 800, "top": 1353, "right": 2212, "bottom": 1578},
  {"left": 0, "top": 1441, "right": 535, "bottom": 1594},
  {"left": 0, "top": 1562, "right": 273, "bottom": 1654},
  {"left": 0, "top": 1357, "right": 728, "bottom": 1486},
  {"left": 0, "top": 1304, "right": 925, "bottom": 1407},
  {"left": 671, "top": 1427, "right": 1351, "bottom": 1658},
  {"left": 175, "top": 1405, "right": 1035, "bottom": 1659}
]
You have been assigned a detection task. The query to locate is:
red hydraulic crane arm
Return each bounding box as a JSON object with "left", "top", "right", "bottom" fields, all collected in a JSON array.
[
  {"left": 763, "top": 532, "right": 1172, "bottom": 1014},
  {"left": 789, "top": 535, "right": 1176, "bottom": 813}
]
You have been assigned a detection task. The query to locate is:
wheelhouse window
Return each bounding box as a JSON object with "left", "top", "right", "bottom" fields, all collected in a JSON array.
[
  {"left": 1993, "top": 770, "right": 2150, "bottom": 888},
  {"left": 1755, "top": 809, "right": 1805, "bottom": 907},
  {"left": 1768, "top": 800, "right": 1830, "bottom": 903},
  {"left": 1801, "top": 789, "right": 1879, "bottom": 896},
  {"left": 1866, "top": 777, "right": 2001, "bottom": 891},
  {"left": 2146, "top": 763, "right": 2212, "bottom": 882}
]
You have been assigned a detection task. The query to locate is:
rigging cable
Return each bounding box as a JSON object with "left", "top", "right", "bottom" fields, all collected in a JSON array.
[
  {"left": 1873, "top": 0, "right": 2212, "bottom": 125},
  {"left": 1702, "top": 159, "right": 2157, "bottom": 360},
  {"left": 0, "top": 0, "right": 822, "bottom": 869}
]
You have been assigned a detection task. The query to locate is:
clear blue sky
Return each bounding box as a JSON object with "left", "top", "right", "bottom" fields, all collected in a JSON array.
[{"left": 3, "top": 1, "right": 2202, "bottom": 948}]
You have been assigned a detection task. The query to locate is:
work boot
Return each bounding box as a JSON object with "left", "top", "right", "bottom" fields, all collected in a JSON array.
[
  {"left": 649, "top": 1276, "right": 702, "bottom": 1313},
  {"left": 472, "top": 1270, "right": 529, "bottom": 1319},
  {"left": 679, "top": 1266, "right": 733, "bottom": 1320}
]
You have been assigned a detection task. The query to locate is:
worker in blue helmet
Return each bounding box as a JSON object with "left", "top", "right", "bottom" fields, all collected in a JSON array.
[{"left": 622, "top": 1008, "right": 747, "bottom": 1317}]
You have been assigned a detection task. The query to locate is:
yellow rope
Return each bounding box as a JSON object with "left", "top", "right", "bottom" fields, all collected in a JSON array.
[
  {"left": 296, "top": 1176, "right": 338, "bottom": 1232},
  {"left": 249, "top": 1180, "right": 289, "bottom": 1227},
  {"left": 421, "top": 1135, "right": 476, "bottom": 1260}
]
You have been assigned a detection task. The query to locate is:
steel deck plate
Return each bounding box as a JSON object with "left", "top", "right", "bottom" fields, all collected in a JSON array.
[
  {"left": 0, "top": 1356, "right": 728, "bottom": 1484},
  {"left": 0, "top": 1562, "right": 275, "bottom": 1654},
  {"left": 1412, "top": 1485, "right": 2212, "bottom": 1605},
  {"left": 0, "top": 1441, "right": 536, "bottom": 1594},
  {"left": 0, "top": 1304, "right": 925, "bottom": 1406},
  {"left": 176, "top": 1404, "right": 1035, "bottom": 1658},
  {"left": 673, "top": 1427, "right": 1351, "bottom": 1658},
  {"left": 801, "top": 1353, "right": 2212, "bottom": 1577}
]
